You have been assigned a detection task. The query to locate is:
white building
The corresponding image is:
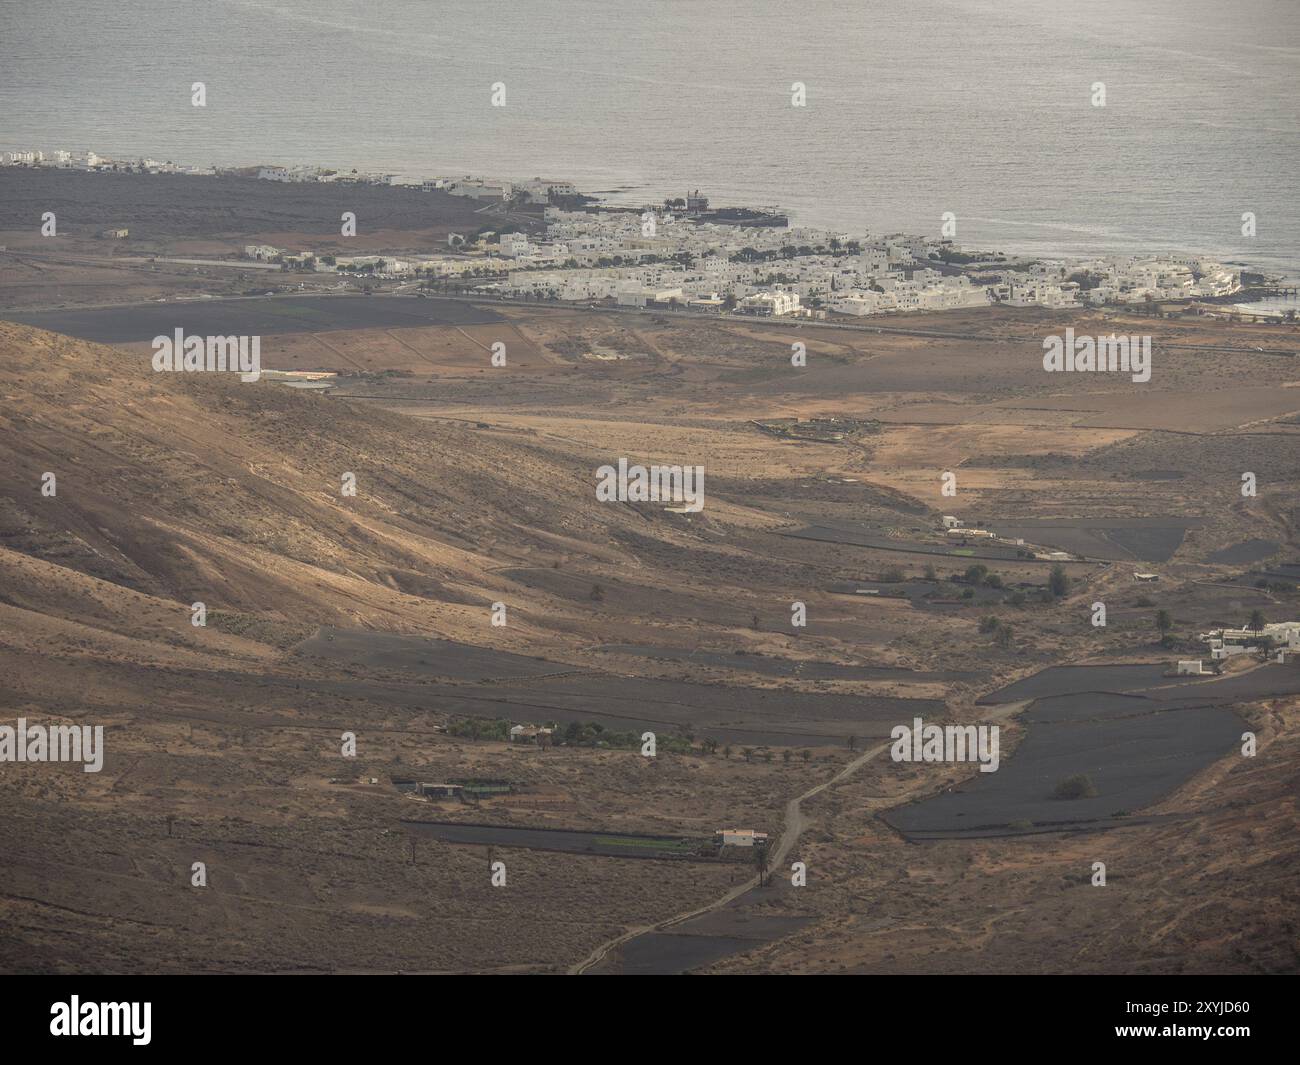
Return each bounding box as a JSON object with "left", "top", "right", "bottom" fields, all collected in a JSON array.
[
  {"left": 715, "top": 829, "right": 769, "bottom": 847},
  {"left": 616, "top": 283, "right": 684, "bottom": 308},
  {"left": 738, "top": 288, "right": 801, "bottom": 316},
  {"left": 498, "top": 233, "right": 533, "bottom": 257},
  {"left": 519, "top": 178, "right": 578, "bottom": 204},
  {"left": 448, "top": 177, "right": 513, "bottom": 200},
  {"left": 1201, "top": 620, "right": 1300, "bottom": 660},
  {"left": 829, "top": 290, "right": 884, "bottom": 316}
]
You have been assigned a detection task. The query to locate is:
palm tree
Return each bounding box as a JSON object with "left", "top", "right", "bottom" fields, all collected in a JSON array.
[
  {"left": 1249, "top": 609, "right": 1265, "bottom": 635},
  {"left": 1049, "top": 564, "right": 1068, "bottom": 597}
]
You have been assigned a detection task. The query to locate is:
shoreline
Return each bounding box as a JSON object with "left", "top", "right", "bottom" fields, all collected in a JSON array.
[{"left": 1, "top": 151, "right": 1290, "bottom": 285}]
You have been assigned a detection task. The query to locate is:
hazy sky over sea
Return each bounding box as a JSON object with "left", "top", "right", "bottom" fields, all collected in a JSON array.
[{"left": 3, "top": 0, "right": 1298, "bottom": 273}]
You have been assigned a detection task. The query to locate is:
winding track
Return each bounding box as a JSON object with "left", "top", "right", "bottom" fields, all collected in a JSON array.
[{"left": 569, "top": 696, "right": 1031, "bottom": 975}]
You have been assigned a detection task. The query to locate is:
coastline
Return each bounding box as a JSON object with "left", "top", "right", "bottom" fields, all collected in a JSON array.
[{"left": 2, "top": 148, "right": 1293, "bottom": 284}]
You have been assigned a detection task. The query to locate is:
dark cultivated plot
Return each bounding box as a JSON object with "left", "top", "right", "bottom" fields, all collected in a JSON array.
[
  {"left": 0, "top": 168, "right": 493, "bottom": 238},
  {"left": 828, "top": 579, "right": 1019, "bottom": 609},
  {"left": 890, "top": 663, "right": 1300, "bottom": 839},
  {"left": 979, "top": 661, "right": 1300, "bottom": 706},
  {"left": 597, "top": 643, "right": 977, "bottom": 681},
  {"left": 402, "top": 821, "right": 712, "bottom": 860},
  {"left": 501, "top": 566, "right": 885, "bottom": 636},
  {"left": 293, "top": 627, "right": 941, "bottom": 746},
  {"left": 784, "top": 524, "right": 1027, "bottom": 561},
  {"left": 1207, "top": 539, "right": 1282, "bottom": 565},
  {"left": 970, "top": 518, "right": 1200, "bottom": 563},
  {"left": 297, "top": 626, "right": 572, "bottom": 681},
  {"left": 605, "top": 933, "right": 765, "bottom": 974},
  {"left": 589, "top": 884, "right": 811, "bottom": 974},
  {"left": 1023, "top": 691, "right": 1173, "bottom": 724},
  {"left": 976, "top": 663, "right": 1216, "bottom": 704},
  {"left": 3, "top": 295, "right": 501, "bottom": 344},
  {"left": 1150, "top": 664, "right": 1300, "bottom": 704},
  {"left": 882, "top": 701, "right": 1246, "bottom": 839}
]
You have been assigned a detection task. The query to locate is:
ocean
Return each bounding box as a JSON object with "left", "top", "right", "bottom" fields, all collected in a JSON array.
[{"left": 2, "top": 0, "right": 1297, "bottom": 275}]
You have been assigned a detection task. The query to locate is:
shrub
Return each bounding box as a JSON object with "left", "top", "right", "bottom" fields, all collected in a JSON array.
[
  {"left": 1048, "top": 564, "right": 1068, "bottom": 597},
  {"left": 1053, "top": 773, "right": 1097, "bottom": 800}
]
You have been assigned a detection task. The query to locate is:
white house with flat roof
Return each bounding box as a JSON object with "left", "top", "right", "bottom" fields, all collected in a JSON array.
[
  {"left": 715, "top": 829, "right": 769, "bottom": 847},
  {"left": 738, "top": 288, "right": 800, "bottom": 317}
]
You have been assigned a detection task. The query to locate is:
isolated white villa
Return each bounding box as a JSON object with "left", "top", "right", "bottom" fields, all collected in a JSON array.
[{"left": 1201, "top": 621, "right": 1300, "bottom": 660}]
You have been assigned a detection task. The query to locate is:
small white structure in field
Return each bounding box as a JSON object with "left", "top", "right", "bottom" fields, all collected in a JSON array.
[
  {"left": 1176, "top": 660, "right": 1207, "bottom": 675},
  {"left": 942, "top": 515, "right": 961, "bottom": 529},
  {"left": 715, "top": 828, "right": 769, "bottom": 847}
]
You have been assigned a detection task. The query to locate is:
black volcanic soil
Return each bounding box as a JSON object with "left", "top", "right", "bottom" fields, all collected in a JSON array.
[
  {"left": 4, "top": 294, "right": 501, "bottom": 342},
  {"left": 0, "top": 168, "right": 497, "bottom": 241}
]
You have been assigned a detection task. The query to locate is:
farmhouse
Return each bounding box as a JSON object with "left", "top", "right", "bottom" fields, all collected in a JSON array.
[
  {"left": 1201, "top": 620, "right": 1300, "bottom": 660},
  {"left": 714, "top": 828, "right": 769, "bottom": 847},
  {"left": 509, "top": 724, "right": 554, "bottom": 745},
  {"left": 419, "top": 783, "right": 463, "bottom": 799}
]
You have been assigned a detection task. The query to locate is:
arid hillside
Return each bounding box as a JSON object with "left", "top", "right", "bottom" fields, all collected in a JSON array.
[{"left": 2, "top": 317, "right": 1298, "bottom": 975}]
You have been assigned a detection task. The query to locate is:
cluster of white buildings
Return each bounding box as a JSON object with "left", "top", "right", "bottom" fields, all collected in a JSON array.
[
  {"left": 242, "top": 243, "right": 498, "bottom": 281},
  {"left": 1065, "top": 255, "right": 1241, "bottom": 304},
  {"left": 1200, "top": 621, "right": 1300, "bottom": 662},
  {"left": 8, "top": 147, "right": 1244, "bottom": 315},
  {"left": 1, "top": 150, "right": 582, "bottom": 204},
  {"left": 251, "top": 168, "right": 579, "bottom": 204},
  {"left": 1, "top": 148, "right": 214, "bottom": 176},
  {"left": 481, "top": 205, "right": 1243, "bottom": 318},
  {"left": 439, "top": 176, "right": 577, "bottom": 203},
  {"left": 257, "top": 164, "right": 347, "bottom": 183}
]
